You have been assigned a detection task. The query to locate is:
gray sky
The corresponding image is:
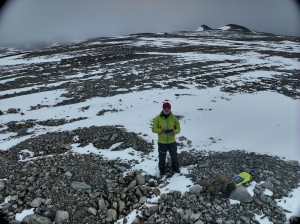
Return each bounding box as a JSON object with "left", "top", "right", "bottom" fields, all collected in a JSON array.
[{"left": 0, "top": 0, "right": 299, "bottom": 47}]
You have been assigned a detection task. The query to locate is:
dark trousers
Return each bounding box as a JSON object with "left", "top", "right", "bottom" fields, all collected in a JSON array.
[{"left": 158, "top": 142, "right": 179, "bottom": 171}]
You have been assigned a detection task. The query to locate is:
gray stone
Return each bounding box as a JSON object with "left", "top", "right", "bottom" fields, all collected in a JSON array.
[
  {"left": 260, "top": 193, "right": 267, "bottom": 202},
  {"left": 0, "top": 180, "right": 6, "bottom": 191},
  {"left": 260, "top": 181, "right": 274, "bottom": 192},
  {"left": 139, "top": 196, "right": 147, "bottom": 204},
  {"left": 263, "top": 170, "right": 274, "bottom": 175},
  {"left": 240, "top": 216, "right": 250, "bottom": 223},
  {"left": 253, "top": 197, "right": 264, "bottom": 205},
  {"left": 107, "top": 208, "right": 117, "bottom": 221},
  {"left": 189, "top": 185, "right": 203, "bottom": 194},
  {"left": 7, "top": 220, "right": 20, "bottom": 224},
  {"left": 110, "top": 133, "right": 119, "bottom": 141},
  {"left": 98, "top": 197, "right": 107, "bottom": 212},
  {"left": 136, "top": 174, "right": 145, "bottom": 185},
  {"left": 62, "top": 144, "right": 72, "bottom": 150},
  {"left": 7, "top": 108, "right": 19, "bottom": 114},
  {"left": 112, "top": 201, "right": 118, "bottom": 210},
  {"left": 152, "top": 187, "right": 160, "bottom": 196},
  {"left": 71, "top": 181, "right": 91, "bottom": 190},
  {"left": 22, "top": 214, "right": 52, "bottom": 224},
  {"left": 20, "top": 151, "right": 30, "bottom": 158},
  {"left": 11, "top": 195, "right": 18, "bottom": 201},
  {"left": 64, "top": 171, "right": 72, "bottom": 177},
  {"left": 253, "top": 209, "right": 262, "bottom": 215},
  {"left": 118, "top": 200, "right": 126, "bottom": 212},
  {"left": 206, "top": 202, "right": 212, "bottom": 207},
  {"left": 55, "top": 210, "right": 69, "bottom": 223},
  {"left": 190, "top": 212, "right": 201, "bottom": 222},
  {"left": 30, "top": 198, "right": 45, "bottom": 208},
  {"left": 87, "top": 207, "right": 97, "bottom": 215},
  {"left": 127, "top": 179, "right": 137, "bottom": 190},
  {"left": 215, "top": 205, "right": 223, "bottom": 211},
  {"left": 230, "top": 186, "right": 253, "bottom": 203},
  {"left": 176, "top": 208, "right": 184, "bottom": 215},
  {"left": 148, "top": 205, "right": 158, "bottom": 215},
  {"left": 44, "top": 199, "right": 52, "bottom": 205},
  {"left": 225, "top": 220, "right": 235, "bottom": 224},
  {"left": 216, "top": 218, "right": 223, "bottom": 224},
  {"left": 266, "top": 177, "right": 281, "bottom": 186}
]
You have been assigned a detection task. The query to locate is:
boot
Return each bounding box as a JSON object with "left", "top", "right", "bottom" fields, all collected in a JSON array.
[{"left": 173, "top": 168, "right": 180, "bottom": 173}]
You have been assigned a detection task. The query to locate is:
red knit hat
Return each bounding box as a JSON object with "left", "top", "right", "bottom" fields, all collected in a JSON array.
[{"left": 163, "top": 102, "right": 171, "bottom": 110}]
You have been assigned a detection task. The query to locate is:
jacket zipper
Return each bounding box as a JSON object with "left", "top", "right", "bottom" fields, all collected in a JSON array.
[{"left": 166, "top": 117, "right": 169, "bottom": 143}]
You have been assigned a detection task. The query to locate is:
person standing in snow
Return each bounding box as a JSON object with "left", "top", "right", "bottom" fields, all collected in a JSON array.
[{"left": 152, "top": 102, "right": 181, "bottom": 175}]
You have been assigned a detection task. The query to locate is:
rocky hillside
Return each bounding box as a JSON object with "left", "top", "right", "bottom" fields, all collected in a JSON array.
[{"left": 197, "top": 24, "right": 251, "bottom": 32}]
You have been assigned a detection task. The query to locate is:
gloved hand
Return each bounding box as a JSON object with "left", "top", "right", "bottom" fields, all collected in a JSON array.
[{"left": 164, "top": 129, "right": 173, "bottom": 134}]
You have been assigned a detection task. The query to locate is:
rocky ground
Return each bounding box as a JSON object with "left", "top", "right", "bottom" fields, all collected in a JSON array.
[
  {"left": 0, "top": 138, "right": 299, "bottom": 223},
  {"left": 0, "top": 30, "right": 300, "bottom": 223}
]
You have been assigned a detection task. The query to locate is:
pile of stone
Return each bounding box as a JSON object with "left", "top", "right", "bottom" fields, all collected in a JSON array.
[
  {"left": 134, "top": 150, "right": 300, "bottom": 224},
  {"left": 1, "top": 141, "right": 299, "bottom": 224},
  {"left": 2, "top": 125, "right": 153, "bottom": 161},
  {"left": 0, "top": 152, "right": 161, "bottom": 224}
]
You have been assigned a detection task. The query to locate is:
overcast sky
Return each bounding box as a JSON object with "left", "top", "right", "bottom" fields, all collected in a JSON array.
[{"left": 0, "top": 0, "right": 299, "bottom": 47}]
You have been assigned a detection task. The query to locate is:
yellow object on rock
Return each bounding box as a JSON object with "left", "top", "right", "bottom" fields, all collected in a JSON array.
[{"left": 235, "top": 172, "right": 251, "bottom": 186}]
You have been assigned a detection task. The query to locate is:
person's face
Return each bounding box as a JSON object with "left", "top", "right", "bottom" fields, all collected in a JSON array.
[{"left": 163, "top": 108, "right": 171, "bottom": 115}]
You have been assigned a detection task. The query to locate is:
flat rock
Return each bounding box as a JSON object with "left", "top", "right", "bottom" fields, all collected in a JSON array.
[{"left": 71, "top": 181, "right": 91, "bottom": 190}]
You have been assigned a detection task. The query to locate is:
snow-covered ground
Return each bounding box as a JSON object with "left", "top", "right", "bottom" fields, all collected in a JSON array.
[{"left": 0, "top": 33, "right": 299, "bottom": 223}]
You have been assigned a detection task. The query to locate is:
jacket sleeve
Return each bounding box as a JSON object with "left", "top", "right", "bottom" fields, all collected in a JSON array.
[
  {"left": 152, "top": 116, "right": 161, "bottom": 134},
  {"left": 174, "top": 116, "right": 181, "bottom": 134}
]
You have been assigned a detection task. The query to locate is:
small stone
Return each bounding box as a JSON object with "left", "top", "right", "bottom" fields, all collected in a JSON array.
[
  {"left": 216, "top": 218, "right": 223, "bottom": 224},
  {"left": 110, "top": 133, "right": 119, "bottom": 141},
  {"left": 195, "top": 220, "right": 205, "bottom": 224},
  {"left": 30, "top": 198, "right": 45, "bottom": 208},
  {"left": 55, "top": 210, "right": 69, "bottom": 223},
  {"left": 64, "top": 171, "right": 72, "bottom": 177},
  {"left": 107, "top": 208, "right": 117, "bottom": 221},
  {"left": 0, "top": 180, "right": 6, "bottom": 191},
  {"left": 71, "top": 182, "right": 91, "bottom": 190},
  {"left": 11, "top": 195, "right": 18, "bottom": 201},
  {"left": 206, "top": 202, "right": 212, "bottom": 207},
  {"left": 260, "top": 181, "right": 274, "bottom": 192},
  {"left": 189, "top": 185, "right": 203, "bottom": 194},
  {"left": 266, "top": 177, "right": 281, "bottom": 186},
  {"left": 138, "top": 196, "right": 147, "bottom": 204},
  {"left": 215, "top": 205, "right": 223, "bottom": 211},
  {"left": 98, "top": 197, "right": 107, "bottom": 212},
  {"left": 136, "top": 174, "right": 145, "bottom": 185},
  {"left": 190, "top": 213, "right": 201, "bottom": 222},
  {"left": 176, "top": 208, "right": 184, "bottom": 215},
  {"left": 253, "top": 197, "right": 264, "bottom": 205},
  {"left": 118, "top": 200, "right": 126, "bottom": 212},
  {"left": 152, "top": 187, "right": 160, "bottom": 196},
  {"left": 87, "top": 207, "right": 97, "bottom": 215},
  {"left": 127, "top": 179, "right": 137, "bottom": 190}
]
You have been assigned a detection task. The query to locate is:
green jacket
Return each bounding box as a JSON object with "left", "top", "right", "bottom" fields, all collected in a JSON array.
[{"left": 152, "top": 112, "right": 180, "bottom": 144}]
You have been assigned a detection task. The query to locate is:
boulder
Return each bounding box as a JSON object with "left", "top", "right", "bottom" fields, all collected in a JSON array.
[{"left": 230, "top": 186, "right": 253, "bottom": 203}]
